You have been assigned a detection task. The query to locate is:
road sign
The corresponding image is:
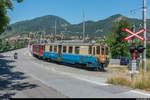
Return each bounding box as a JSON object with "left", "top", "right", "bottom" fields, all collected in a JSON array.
[
  {"left": 123, "top": 28, "right": 145, "bottom": 42},
  {"left": 128, "top": 60, "right": 140, "bottom": 73}
]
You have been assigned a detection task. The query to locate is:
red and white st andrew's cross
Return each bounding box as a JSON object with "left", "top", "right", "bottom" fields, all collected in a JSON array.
[{"left": 123, "top": 28, "right": 146, "bottom": 42}]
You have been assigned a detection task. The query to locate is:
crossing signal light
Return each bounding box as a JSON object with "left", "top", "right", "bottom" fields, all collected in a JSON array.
[
  {"left": 129, "top": 46, "right": 136, "bottom": 54},
  {"left": 137, "top": 45, "right": 145, "bottom": 53}
]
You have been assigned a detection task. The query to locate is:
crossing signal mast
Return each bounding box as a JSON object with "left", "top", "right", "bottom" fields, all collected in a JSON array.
[
  {"left": 142, "top": 0, "right": 147, "bottom": 72},
  {"left": 128, "top": 0, "right": 147, "bottom": 73}
]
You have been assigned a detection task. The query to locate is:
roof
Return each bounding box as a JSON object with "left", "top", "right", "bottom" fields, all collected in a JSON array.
[
  {"left": 33, "top": 40, "right": 109, "bottom": 47},
  {"left": 46, "top": 43, "right": 108, "bottom": 47}
]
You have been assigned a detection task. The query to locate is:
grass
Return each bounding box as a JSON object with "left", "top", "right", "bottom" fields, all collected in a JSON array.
[
  {"left": 107, "top": 65, "right": 128, "bottom": 73},
  {"left": 146, "top": 59, "right": 150, "bottom": 71},
  {"left": 107, "top": 59, "right": 150, "bottom": 91}
]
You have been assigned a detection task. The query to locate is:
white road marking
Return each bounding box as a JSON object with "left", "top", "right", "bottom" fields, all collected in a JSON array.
[
  {"left": 23, "top": 50, "right": 31, "bottom": 56},
  {"left": 51, "top": 67, "right": 109, "bottom": 86},
  {"left": 130, "top": 90, "right": 150, "bottom": 97}
]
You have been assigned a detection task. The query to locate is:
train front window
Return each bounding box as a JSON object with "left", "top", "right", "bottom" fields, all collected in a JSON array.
[
  {"left": 75, "top": 47, "right": 80, "bottom": 54},
  {"left": 106, "top": 47, "right": 109, "bottom": 55},
  {"left": 101, "top": 47, "right": 105, "bottom": 55},
  {"left": 54, "top": 46, "right": 57, "bottom": 52},
  {"left": 96, "top": 46, "right": 100, "bottom": 54},
  {"left": 69, "top": 46, "right": 73, "bottom": 54}
]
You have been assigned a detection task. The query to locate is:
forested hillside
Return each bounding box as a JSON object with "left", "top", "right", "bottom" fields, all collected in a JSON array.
[{"left": 2, "top": 14, "right": 150, "bottom": 39}]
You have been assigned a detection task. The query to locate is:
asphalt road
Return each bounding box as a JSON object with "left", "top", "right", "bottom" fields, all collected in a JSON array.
[{"left": 0, "top": 48, "right": 150, "bottom": 98}]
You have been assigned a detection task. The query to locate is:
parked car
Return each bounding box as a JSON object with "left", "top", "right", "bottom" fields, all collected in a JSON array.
[{"left": 120, "top": 57, "right": 131, "bottom": 65}]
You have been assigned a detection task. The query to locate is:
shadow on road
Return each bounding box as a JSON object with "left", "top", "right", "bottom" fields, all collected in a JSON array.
[
  {"left": 38, "top": 57, "right": 108, "bottom": 72},
  {"left": 0, "top": 55, "right": 38, "bottom": 98}
]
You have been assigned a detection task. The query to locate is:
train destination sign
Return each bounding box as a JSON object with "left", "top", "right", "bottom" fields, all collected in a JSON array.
[{"left": 123, "top": 28, "right": 146, "bottom": 42}]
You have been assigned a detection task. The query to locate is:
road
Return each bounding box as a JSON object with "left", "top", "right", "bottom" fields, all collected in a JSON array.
[{"left": 0, "top": 48, "right": 150, "bottom": 98}]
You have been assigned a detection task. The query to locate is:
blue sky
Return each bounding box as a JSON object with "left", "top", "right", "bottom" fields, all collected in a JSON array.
[{"left": 7, "top": 0, "right": 150, "bottom": 24}]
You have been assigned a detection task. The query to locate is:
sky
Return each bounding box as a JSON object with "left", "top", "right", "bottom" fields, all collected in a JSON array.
[{"left": 7, "top": 0, "right": 150, "bottom": 24}]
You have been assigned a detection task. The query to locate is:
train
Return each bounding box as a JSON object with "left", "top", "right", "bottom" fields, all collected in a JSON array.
[{"left": 31, "top": 40, "right": 110, "bottom": 70}]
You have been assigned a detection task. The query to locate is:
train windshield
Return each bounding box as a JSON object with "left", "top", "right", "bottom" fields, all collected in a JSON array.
[
  {"left": 96, "top": 46, "right": 100, "bottom": 54},
  {"left": 101, "top": 47, "right": 105, "bottom": 55}
]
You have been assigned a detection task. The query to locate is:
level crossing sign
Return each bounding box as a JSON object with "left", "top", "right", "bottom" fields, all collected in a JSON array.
[{"left": 123, "top": 28, "right": 146, "bottom": 42}]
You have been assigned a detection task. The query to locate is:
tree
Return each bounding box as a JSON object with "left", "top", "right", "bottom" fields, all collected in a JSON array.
[
  {"left": 0, "top": 0, "right": 23, "bottom": 34},
  {"left": 106, "top": 18, "right": 131, "bottom": 58}
]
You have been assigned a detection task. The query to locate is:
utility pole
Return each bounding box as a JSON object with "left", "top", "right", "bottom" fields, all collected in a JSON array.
[
  {"left": 142, "top": 0, "right": 147, "bottom": 72},
  {"left": 132, "top": 24, "right": 136, "bottom": 44},
  {"left": 54, "top": 20, "right": 57, "bottom": 42},
  {"left": 40, "top": 32, "right": 42, "bottom": 44},
  {"left": 82, "top": 10, "right": 85, "bottom": 41},
  {"left": 44, "top": 31, "right": 46, "bottom": 43},
  {"left": 28, "top": 32, "right": 31, "bottom": 51}
]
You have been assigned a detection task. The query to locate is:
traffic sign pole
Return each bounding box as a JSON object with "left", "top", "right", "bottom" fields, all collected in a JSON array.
[{"left": 142, "top": 0, "right": 147, "bottom": 73}]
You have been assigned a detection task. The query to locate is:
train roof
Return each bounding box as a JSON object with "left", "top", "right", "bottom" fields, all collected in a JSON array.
[
  {"left": 46, "top": 43, "right": 108, "bottom": 47},
  {"left": 33, "top": 40, "right": 109, "bottom": 47}
]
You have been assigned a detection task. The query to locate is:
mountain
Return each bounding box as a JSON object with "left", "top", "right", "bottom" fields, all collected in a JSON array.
[
  {"left": 66, "top": 14, "right": 124, "bottom": 37},
  {"left": 2, "top": 15, "right": 71, "bottom": 38},
  {"left": 1, "top": 14, "right": 150, "bottom": 39}
]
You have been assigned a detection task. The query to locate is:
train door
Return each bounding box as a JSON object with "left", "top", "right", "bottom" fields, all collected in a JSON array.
[
  {"left": 93, "top": 46, "right": 96, "bottom": 56},
  {"left": 99, "top": 46, "right": 106, "bottom": 64},
  {"left": 58, "top": 45, "right": 62, "bottom": 62},
  {"left": 95, "top": 46, "right": 100, "bottom": 59},
  {"left": 40, "top": 45, "right": 43, "bottom": 56}
]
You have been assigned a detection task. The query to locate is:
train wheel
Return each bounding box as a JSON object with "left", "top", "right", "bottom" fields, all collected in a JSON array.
[
  {"left": 101, "top": 64, "right": 106, "bottom": 72},
  {"left": 93, "top": 67, "right": 100, "bottom": 71},
  {"left": 47, "top": 59, "right": 51, "bottom": 62},
  {"left": 96, "top": 67, "right": 99, "bottom": 71}
]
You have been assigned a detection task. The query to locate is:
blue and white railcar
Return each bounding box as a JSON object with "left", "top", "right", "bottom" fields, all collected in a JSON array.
[{"left": 42, "top": 42, "right": 110, "bottom": 70}]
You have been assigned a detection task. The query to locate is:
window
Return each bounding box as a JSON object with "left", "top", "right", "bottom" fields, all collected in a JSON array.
[
  {"left": 106, "top": 47, "right": 109, "bottom": 55},
  {"left": 54, "top": 46, "right": 57, "bottom": 52},
  {"left": 96, "top": 46, "right": 100, "bottom": 54},
  {"left": 88, "top": 46, "right": 92, "bottom": 54},
  {"left": 75, "top": 47, "right": 80, "bottom": 54},
  {"left": 49, "top": 46, "right": 53, "bottom": 52},
  {"left": 63, "top": 46, "right": 67, "bottom": 53},
  {"left": 68, "top": 46, "right": 73, "bottom": 54},
  {"left": 93, "top": 47, "right": 95, "bottom": 55},
  {"left": 101, "top": 47, "right": 105, "bottom": 55}
]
